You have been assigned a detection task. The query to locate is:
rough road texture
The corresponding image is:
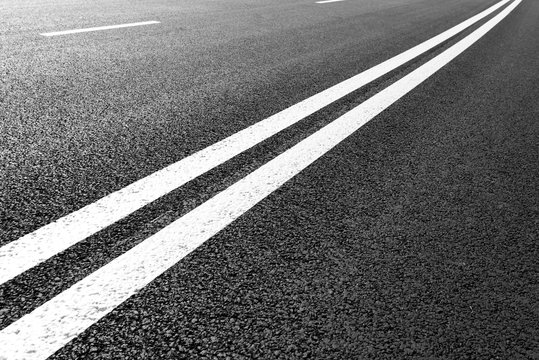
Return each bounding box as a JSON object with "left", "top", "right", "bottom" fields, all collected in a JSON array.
[{"left": 1, "top": 0, "right": 537, "bottom": 358}]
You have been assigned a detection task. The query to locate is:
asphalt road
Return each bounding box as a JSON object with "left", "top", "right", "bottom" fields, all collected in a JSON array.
[{"left": 1, "top": 0, "right": 538, "bottom": 358}]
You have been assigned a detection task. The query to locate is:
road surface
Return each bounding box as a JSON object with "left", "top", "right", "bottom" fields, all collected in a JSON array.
[{"left": 0, "top": 0, "right": 537, "bottom": 358}]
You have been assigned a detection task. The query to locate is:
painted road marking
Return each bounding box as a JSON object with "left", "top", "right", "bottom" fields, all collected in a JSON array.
[
  {"left": 0, "top": 1, "right": 521, "bottom": 358},
  {"left": 316, "top": 0, "right": 346, "bottom": 3},
  {"left": 39, "top": 21, "right": 160, "bottom": 36},
  {"left": 0, "top": 0, "right": 512, "bottom": 285}
]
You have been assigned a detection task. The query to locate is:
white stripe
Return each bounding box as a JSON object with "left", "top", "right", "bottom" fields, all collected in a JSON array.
[
  {"left": 0, "top": 1, "right": 521, "bottom": 358},
  {"left": 39, "top": 21, "right": 160, "bottom": 36},
  {"left": 316, "top": 0, "right": 346, "bottom": 4},
  {"left": 0, "top": 0, "right": 512, "bottom": 285}
]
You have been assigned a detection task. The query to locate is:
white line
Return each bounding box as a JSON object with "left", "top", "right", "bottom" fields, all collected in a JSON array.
[
  {"left": 39, "top": 21, "right": 160, "bottom": 36},
  {"left": 316, "top": 0, "right": 346, "bottom": 3},
  {"left": 0, "top": 0, "right": 511, "bottom": 285},
  {"left": 0, "top": 1, "right": 521, "bottom": 358}
]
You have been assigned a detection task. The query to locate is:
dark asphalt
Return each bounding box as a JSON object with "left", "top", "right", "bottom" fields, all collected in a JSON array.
[
  {"left": 1, "top": 0, "right": 538, "bottom": 358},
  {"left": 1, "top": 0, "right": 501, "bottom": 243}
]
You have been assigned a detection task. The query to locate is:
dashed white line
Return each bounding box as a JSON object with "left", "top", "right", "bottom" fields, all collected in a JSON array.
[
  {"left": 0, "top": 0, "right": 521, "bottom": 358},
  {"left": 0, "top": 0, "right": 512, "bottom": 286},
  {"left": 39, "top": 20, "right": 160, "bottom": 36},
  {"left": 316, "top": 0, "right": 346, "bottom": 3}
]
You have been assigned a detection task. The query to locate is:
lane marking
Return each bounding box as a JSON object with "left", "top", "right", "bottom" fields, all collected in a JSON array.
[
  {"left": 316, "top": 0, "right": 346, "bottom": 3},
  {"left": 0, "top": 1, "right": 521, "bottom": 358},
  {"left": 39, "top": 21, "right": 160, "bottom": 36},
  {"left": 0, "top": 0, "right": 512, "bottom": 285}
]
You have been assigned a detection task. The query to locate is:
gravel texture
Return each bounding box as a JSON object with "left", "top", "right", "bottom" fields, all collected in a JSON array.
[{"left": 1, "top": 0, "right": 538, "bottom": 358}]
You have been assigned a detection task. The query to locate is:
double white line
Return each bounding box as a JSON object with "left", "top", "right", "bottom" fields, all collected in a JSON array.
[{"left": 0, "top": 0, "right": 520, "bottom": 358}]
